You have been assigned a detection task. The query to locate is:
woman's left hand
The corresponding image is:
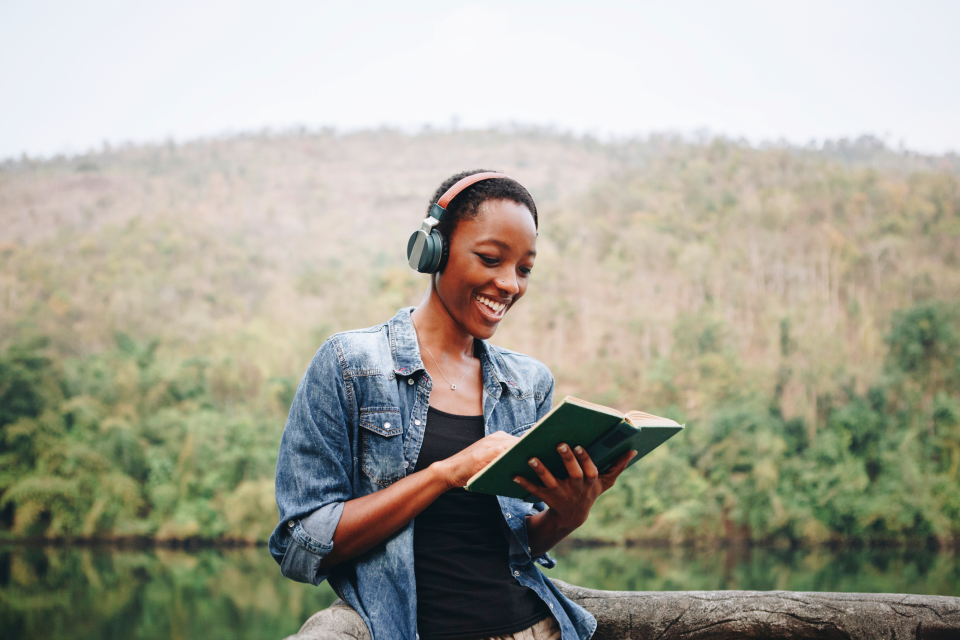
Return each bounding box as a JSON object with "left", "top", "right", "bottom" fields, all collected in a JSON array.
[{"left": 514, "top": 444, "right": 636, "bottom": 531}]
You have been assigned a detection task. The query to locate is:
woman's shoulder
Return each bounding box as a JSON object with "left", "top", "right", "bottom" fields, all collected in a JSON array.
[
  {"left": 484, "top": 344, "right": 554, "bottom": 396},
  {"left": 309, "top": 320, "right": 394, "bottom": 377}
]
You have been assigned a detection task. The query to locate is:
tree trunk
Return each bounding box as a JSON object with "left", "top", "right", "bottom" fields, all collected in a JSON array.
[
  {"left": 284, "top": 581, "right": 960, "bottom": 640},
  {"left": 552, "top": 579, "right": 960, "bottom": 640}
]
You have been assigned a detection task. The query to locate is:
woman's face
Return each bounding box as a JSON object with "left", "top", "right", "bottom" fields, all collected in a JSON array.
[{"left": 435, "top": 199, "right": 537, "bottom": 340}]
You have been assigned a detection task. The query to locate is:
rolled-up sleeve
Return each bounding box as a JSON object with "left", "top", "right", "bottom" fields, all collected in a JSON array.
[{"left": 268, "top": 339, "right": 354, "bottom": 586}]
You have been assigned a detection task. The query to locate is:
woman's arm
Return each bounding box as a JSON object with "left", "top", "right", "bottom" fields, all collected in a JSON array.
[
  {"left": 320, "top": 430, "right": 518, "bottom": 568},
  {"left": 518, "top": 443, "right": 636, "bottom": 557}
]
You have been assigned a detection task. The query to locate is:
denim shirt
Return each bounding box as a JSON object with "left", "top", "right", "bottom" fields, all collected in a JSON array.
[{"left": 268, "top": 307, "right": 597, "bottom": 640}]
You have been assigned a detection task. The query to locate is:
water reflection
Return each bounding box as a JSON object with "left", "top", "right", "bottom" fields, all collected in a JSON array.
[
  {"left": 1, "top": 545, "right": 338, "bottom": 640},
  {"left": 2, "top": 544, "right": 957, "bottom": 640},
  {"left": 547, "top": 545, "right": 960, "bottom": 596}
]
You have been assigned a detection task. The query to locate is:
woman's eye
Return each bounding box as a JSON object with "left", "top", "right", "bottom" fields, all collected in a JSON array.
[
  {"left": 520, "top": 267, "right": 533, "bottom": 276},
  {"left": 477, "top": 254, "right": 498, "bottom": 265}
]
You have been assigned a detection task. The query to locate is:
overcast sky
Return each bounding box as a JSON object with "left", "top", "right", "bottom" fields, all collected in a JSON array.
[{"left": 1, "top": 0, "right": 958, "bottom": 159}]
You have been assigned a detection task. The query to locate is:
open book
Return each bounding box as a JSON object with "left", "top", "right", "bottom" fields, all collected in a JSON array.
[{"left": 465, "top": 396, "right": 684, "bottom": 501}]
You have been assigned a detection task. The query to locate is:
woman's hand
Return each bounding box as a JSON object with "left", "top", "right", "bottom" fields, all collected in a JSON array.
[
  {"left": 432, "top": 431, "right": 520, "bottom": 490},
  {"left": 515, "top": 444, "right": 636, "bottom": 531}
]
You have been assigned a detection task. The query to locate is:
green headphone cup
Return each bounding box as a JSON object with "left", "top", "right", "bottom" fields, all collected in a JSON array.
[{"left": 406, "top": 228, "right": 445, "bottom": 273}]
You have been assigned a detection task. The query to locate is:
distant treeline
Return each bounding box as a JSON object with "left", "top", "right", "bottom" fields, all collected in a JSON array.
[
  {"left": 1, "top": 131, "right": 958, "bottom": 545},
  {"left": 2, "top": 300, "right": 958, "bottom": 544}
]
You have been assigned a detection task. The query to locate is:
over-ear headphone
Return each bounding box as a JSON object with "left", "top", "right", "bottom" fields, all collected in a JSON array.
[{"left": 406, "top": 172, "right": 515, "bottom": 274}]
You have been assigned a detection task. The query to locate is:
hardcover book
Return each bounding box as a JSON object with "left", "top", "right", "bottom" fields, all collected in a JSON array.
[{"left": 465, "top": 396, "right": 684, "bottom": 501}]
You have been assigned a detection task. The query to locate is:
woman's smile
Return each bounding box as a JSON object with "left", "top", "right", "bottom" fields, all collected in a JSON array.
[{"left": 474, "top": 293, "right": 509, "bottom": 322}]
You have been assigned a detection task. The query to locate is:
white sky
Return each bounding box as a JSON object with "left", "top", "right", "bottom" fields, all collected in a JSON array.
[{"left": 1, "top": 0, "right": 958, "bottom": 159}]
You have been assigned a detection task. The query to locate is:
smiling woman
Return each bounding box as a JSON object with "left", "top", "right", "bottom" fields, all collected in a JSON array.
[{"left": 269, "top": 170, "right": 636, "bottom": 640}]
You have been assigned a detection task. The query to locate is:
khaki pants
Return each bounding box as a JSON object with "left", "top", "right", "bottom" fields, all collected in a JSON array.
[
  {"left": 481, "top": 614, "right": 562, "bottom": 640},
  {"left": 286, "top": 600, "right": 561, "bottom": 640}
]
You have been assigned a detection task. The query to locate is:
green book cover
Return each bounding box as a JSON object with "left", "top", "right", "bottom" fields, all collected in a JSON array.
[{"left": 465, "top": 396, "right": 684, "bottom": 501}]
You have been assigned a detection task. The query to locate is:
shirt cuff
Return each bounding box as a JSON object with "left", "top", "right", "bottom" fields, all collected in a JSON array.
[
  {"left": 534, "top": 551, "right": 557, "bottom": 569},
  {"left": 279, "top": 502, "right": 344, "bottom": 585}
]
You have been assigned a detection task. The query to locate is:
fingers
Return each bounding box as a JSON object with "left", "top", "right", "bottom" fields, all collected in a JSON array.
[
  {"left": 600, "top": 450, "right": 637, "bottom": 488},
  {"left": 477, "top": 444, "right": 507, "bottom": 466},
  {"left": 488, "top": 431, "right": 519, "bottom": 444},
  {"left": 572, "top": 445, "right": 599, "bottom": 480},
  {"left": 512, "top": 475, "right": 544, "bottom": 501},
  {"left": 526, "top": 456, "right": 559, "bottom": 489},
  {"left": 556, "top": 443, "right": 583, "bottom": 480}
]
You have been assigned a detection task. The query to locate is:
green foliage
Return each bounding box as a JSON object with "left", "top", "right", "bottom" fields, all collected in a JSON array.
[
  {"left": 0, "top": 337, "right": 59, "bottom": 429},
  {"left": 886, "top": 301, "right": 960, "bottom": 391},
  {"left": 1, "top": 131, "right": 959, "bottom": 545},
  {"left": 578, "top": 300, "right": 960, "bottom": 545},
  {"left": 0, "top": 337, "right": 279, "bottom": 541}
]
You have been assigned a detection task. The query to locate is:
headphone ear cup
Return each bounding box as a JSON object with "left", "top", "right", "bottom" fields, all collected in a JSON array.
[
  {"left": 436, "top": 231, "right": 450, "bottom": 272},
  {"left": 408, "top": 228, "right": 445, "bottom": 273}
]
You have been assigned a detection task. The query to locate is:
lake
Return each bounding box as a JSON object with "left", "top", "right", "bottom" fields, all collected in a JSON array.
[{"left": 2, "top": 543, "right": 958, "bottom": 640}]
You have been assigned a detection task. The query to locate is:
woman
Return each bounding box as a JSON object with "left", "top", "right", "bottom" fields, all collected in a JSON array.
[{"left": 269, "top": 170, "right": 636, "bottom": 640}]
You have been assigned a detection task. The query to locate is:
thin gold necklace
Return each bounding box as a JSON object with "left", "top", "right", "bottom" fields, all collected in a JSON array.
[{"left": 411, "top": 314, "right": 471, "bottom": 391}]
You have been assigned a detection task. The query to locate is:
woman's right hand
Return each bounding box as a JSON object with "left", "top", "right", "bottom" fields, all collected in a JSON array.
[{"left": 432, "top": 431, "right": 519, "bottom": 489}]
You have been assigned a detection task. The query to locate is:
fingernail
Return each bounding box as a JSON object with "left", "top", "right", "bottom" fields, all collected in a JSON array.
[
  {"left": 574, "top": 446, "right": 584, "bottom": 454},
  {"left": 558, "top": 444, "right": 568, "bottom": 453},
  {"left": 528, "top": 459, "right": 539, "bottom": 468},
  {"left": 630, "top": 450, "right": 638, "bottom": 458},
  {"left": 513, "top": 477, "right": 521, "bottom": 483}
]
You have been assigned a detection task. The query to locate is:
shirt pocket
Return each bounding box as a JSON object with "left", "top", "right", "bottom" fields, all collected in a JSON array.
[
  {"left": 358, "top": 407, "right": 405, "bottom": 487},
  {"left": 505, "top": 395, "right": 540, "bottom": 435}
]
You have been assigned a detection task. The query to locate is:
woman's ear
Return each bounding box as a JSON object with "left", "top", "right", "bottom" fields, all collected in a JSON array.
[{"left": 436, "top": 233, "right": 451, "bottom": 272}]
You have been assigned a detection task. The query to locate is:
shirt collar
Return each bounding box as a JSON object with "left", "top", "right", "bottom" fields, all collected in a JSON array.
[{"left": 388, "top": 307, "right": 518, "bottom": 397}]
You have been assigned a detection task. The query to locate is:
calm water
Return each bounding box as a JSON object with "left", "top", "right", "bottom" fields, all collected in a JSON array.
[{"left": 2, "top": 543, "right": 958, "bottom": 640}]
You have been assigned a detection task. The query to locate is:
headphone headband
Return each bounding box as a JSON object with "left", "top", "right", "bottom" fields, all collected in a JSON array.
[{"left": 436, "top": 172, "right": 514, "bottom": 210}]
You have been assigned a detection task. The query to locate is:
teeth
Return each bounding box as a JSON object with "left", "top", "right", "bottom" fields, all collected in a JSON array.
[{"left": 476, "top": 295, "right": 505, "bottom": 312}]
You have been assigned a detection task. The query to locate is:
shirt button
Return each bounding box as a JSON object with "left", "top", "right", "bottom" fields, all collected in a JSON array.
[
  {"left": 407, "top": 378, "right": 415, "bottom": 385},
  {"left": 288, "top": 521, "right": 295, "bottom": 528},
  {"left": 513, "top": 571, "right": 520, "bottom": 577},
  {"left": 414, "top": 419, "right": 421, "bottom": 426},
  {"left": 403, "top": 461, "right": 409, "bottom": 468},
  {"left": 549, "top": 603, "right": 554, "bottom": 609},
  {"left": 383, "top": 422, "right": 390, "bottom": 429},
  {"left": 505, "top": 513, "right": 511, "bottom": 518}
]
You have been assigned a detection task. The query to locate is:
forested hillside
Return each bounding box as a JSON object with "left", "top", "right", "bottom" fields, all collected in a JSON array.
[{"left": 1, "top": 130, "right": 959, "bottom": 545}]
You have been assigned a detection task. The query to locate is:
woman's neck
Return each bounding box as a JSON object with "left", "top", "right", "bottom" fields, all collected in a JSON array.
[{"left": 411, "top": 289, "right": 475, "bottom": 360}]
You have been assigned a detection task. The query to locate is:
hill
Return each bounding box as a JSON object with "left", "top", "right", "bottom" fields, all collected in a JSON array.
[{"left": 1, "top": 129, "right": 959, "bottom": 545}]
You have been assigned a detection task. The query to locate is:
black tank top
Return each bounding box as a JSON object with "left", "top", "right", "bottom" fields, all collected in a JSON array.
[{"left": 413, "top": 406, "right": 550, "bottom": 640}]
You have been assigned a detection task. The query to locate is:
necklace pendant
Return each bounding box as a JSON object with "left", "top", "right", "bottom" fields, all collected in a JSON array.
[{"left": 451, "top": 384, "right": 457, "bottom": 390}]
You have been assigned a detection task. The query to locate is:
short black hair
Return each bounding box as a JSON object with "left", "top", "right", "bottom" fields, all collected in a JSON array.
[{"left": 427, "top": 169, "right": 538, "bottom": 243}]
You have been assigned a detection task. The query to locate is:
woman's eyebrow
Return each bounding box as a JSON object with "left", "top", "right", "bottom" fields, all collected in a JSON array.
[{"left": 477, "top": 238, "right": 537, "bottom": 256}]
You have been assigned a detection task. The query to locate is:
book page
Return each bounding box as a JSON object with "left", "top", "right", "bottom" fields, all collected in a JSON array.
[
  {"left": 624, "top": 410, "right": 680, "bottom": 427},
  {"left": 565, "top": 397, "right": 678, "bottom": 427},
  {"left": 564, "top": 396, "right": 625, "bottom": 419}
]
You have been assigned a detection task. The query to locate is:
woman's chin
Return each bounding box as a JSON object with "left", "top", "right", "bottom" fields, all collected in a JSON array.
[
  {"left": 466, "top": 319, "right": 499, "bottom": 341},
  {"left": 465, "top": 310, "right": 502, "bottom": 340}
]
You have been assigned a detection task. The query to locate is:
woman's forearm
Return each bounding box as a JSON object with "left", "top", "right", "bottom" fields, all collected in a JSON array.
[
  {"left": 317, "top": 430, "right": 517, "bottom": 569},
  {"left": 319, "top": 464, "right": 450, "bottom": 568}
]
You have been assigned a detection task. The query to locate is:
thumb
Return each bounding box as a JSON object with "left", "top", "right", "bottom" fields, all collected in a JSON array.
[{"left": 600, "top": 450, "right": 637, "bottom": 488}]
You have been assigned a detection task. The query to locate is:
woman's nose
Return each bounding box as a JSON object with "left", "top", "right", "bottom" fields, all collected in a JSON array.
[{"left": 496, "top": 271, "right": 520, "bottom": 295}]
